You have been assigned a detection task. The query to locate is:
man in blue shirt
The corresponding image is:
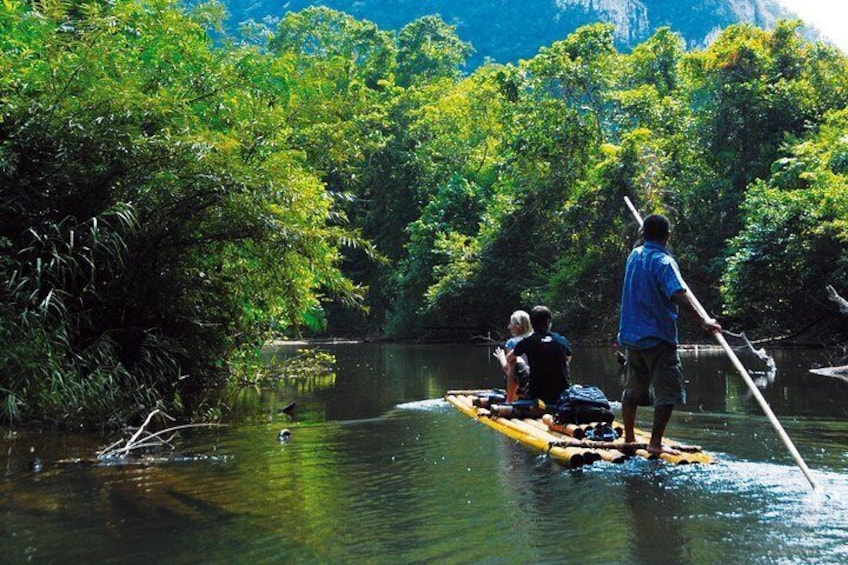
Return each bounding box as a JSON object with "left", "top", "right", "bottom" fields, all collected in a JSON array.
[
  {"left": 510, "top": 305, "right": 572, "bottom": 405},
  {"left": 618, "top": 214, "right": 721, "bottom": 455}
]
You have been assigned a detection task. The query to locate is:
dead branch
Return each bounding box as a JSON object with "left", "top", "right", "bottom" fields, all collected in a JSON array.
[
  {"left": 810, "top": 365, "right": 848, "bottom": 382},
  {"left": 97, "top": 409, "right": 226, "bottom": 459},
  {"left": 724, "top": 330, "right": 777, "bottom": 372},
  {"left": 471, "top": 333, "right": 499, "bottom": 345},
  {"left": 826, "top": 284, "right": 848, "bottom": 316}
]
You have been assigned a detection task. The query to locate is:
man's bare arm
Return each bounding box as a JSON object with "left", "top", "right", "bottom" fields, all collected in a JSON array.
[{"left": 672, "top": 289, "right": 722, "bottom": 333}]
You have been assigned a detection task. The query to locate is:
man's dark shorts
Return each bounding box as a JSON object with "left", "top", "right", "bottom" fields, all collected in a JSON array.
[{"left": 622, "top": 342, "right": 686, "bottom": 407}]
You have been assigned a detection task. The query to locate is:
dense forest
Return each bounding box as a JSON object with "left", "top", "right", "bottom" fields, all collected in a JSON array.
[{"left": 2, "top": 0, "right": 847, "bottom": 426}]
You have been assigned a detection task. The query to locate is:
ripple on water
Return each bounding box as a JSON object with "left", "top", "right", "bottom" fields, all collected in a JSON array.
[{"left": 394, "top": 397, "right": 452, "bottom": 411}]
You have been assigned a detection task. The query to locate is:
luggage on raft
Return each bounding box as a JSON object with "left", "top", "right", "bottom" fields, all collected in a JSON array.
[
  {"left": 553, "top": 384, "right": 615, "bottom": 426},
  {"left": 469, "top": 390, "right": 506, "bottom": 409},
  {"left": 473, "top": 384, "right": 616, "bottom": 423}
]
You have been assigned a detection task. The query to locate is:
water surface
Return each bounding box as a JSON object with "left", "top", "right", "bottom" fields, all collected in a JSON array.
[{"left": 2, "top": 344, "right": 847, "bottom": 564}]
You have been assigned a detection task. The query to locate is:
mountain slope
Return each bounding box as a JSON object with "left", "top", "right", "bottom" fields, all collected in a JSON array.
[{"left": 223, "top": 0, "right": 802, "bottom": 66}]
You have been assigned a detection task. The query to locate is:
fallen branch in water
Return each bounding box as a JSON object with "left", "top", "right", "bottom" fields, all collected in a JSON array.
[
  {"left": 810, "top": 365, "right": 848, "bottom": 383},
  {"left": 826, "top": 284, "right": 848, "bottom": 315},
  {"left": 723, "top": 330, "right": 777, "bottom": 380},
  {"left": 471, "top": 333, "right": 499, "bottom": 345},
  {"left": 811, "top": 285, "right": 848, "bottom": 380},
  {"left": 97, "top": 409, "right": 226, "bottom": 459}
]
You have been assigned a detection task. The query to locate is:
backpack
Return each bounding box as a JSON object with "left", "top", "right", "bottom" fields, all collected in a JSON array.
[{"left": 554, "top": 385, "right": 615, "bottom": 425}]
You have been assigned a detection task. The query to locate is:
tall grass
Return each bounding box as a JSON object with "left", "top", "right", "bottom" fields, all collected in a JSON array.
[{"left": 0, "top": 205, "right": 177, "bottom": 427}]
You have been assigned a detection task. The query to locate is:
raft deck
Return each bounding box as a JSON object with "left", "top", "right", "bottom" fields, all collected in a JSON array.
[{"left": 446, "top": 390, "right": 713, "bottom": 468}]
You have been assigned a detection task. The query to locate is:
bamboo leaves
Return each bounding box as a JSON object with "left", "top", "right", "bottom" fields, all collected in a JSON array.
[{"left": 0, "top": 0, "right": 366, "bottom": 425}]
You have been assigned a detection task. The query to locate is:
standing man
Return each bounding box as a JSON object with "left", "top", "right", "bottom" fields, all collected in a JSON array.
[
  {"left": 509, "top": 305, "right": 572, "bottom": 406},
  {"left": 618, "top": 214, "right": 721, "bottom": 455}
]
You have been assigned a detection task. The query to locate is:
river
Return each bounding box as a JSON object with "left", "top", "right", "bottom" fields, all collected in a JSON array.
[{"left": 2, "top": 343, "right": 847, "bottom": 564}]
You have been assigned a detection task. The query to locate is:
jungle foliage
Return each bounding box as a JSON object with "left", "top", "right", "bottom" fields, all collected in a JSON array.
[
  {"left": 0, "top": 0, "right": 369, "bottom": 425},
  {"left": 2, "top": 1, "right": 847, "bottom": 425}
]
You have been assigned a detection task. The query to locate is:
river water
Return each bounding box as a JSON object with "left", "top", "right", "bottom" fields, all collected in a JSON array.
[{"left": 2, "top": 343, "right": 847, "bottom": 564}]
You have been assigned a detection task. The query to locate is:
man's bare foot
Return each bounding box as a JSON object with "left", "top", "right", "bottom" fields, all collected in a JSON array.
[{"left": 647, "top": 444, "right": 681, "bottom": 456}]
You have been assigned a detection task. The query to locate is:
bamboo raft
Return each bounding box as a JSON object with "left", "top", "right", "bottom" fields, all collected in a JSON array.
[{"left": 445, "top": 389, "right": 713, "bottom": 468}]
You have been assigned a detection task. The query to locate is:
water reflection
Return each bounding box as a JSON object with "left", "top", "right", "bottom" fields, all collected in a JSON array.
[{"left": 624, "top": 471, "right": 688, "bottom": 564}]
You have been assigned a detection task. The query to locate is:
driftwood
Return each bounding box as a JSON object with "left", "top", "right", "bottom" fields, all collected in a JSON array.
[
  {"left": 810, "top": 365, "right": 848, "bottom": 383},
  {"left": 807, "top": 286, "right": 848, "bottom": 382},
  {"left": 97, "top": 410, "right": 226, "bottom": 459},
  {"left": 826, "top": 284, "right": 848, "bottom": 316},
  {"left": 471, "top": 333, "right": 499, "bottom": 345},
  {"left": 723, "top": 330, "right": 777, "bottom": 389},
  {"left": 724, "top": 331, "right": 776, "bottom": 370},
  {"left": 55, "top": 410, "right": 227, "bottom": 465}
]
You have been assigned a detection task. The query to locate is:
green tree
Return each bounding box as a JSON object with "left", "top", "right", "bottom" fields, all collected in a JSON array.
[
  {"left": 269, "top": 6, "right": 397, "bottom": 89},
  {"left": 681, "top": 21, "right": 848, "bottom": 243},
  {"left": 0, "top": 0, "right": 362, "bottom": 424},
  {"left": 396, "top": 15, "right": 473, "bottom": 87},
  {"left": 384, "top": 69, "right": 504, "bottom": 335},
  {"left": 722, "top": 109, "right": 848, "bottom": 337}
]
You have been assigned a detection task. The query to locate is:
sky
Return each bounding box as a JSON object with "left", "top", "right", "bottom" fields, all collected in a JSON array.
[{"left": 777, "top": 0, "right": 848, "bottom": 52}]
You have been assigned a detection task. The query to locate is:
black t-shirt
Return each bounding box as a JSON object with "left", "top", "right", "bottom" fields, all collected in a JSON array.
[{"left": 513, "top": 330, "right": 572, "bottom": 404}]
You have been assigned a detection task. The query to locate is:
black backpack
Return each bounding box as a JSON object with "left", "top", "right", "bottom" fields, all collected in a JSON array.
[{"left": 554, "top": 385, "right": 615, "bottom": 425}]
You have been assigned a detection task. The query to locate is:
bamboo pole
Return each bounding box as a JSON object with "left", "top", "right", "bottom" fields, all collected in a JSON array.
[
  {"left": 496, "top": 416, "right": 587, "bottom": 468},
  {"left": 623, "top": 196, "right": 821, "bottom": 491}
]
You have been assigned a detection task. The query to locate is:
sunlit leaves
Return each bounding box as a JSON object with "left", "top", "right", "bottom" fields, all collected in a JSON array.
[
  {"left": 396, "top": 15, "right": 472, "bottom": 87},
  {"left": 0, "top": 0, "right": 366, "bottom": 424},
  {"left": 722, "top": 109, "right": 848, "bottom": 331},
  {"left": 270, "top": 6, "right": 397, "bottom": 89},
  {"left": 4, "top": 0, "right": 848, "bottom": 425}
]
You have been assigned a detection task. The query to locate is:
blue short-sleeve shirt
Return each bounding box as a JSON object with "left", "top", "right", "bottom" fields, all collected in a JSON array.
[
  {"left": 617, "top": 241, "right": 687, "bottom": 350},
  {"left": 505, "top": 336, "right": 524, "bottom": 350}
]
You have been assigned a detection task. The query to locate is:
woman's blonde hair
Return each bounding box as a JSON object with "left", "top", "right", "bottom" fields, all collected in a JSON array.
[{"left": 510, "top": 310, "right": 533, "bottom": 338}]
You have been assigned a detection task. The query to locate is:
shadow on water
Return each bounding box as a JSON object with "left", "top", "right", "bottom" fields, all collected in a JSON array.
[{"left": 1, "top": 343, "right": 847, "bottom": 563}]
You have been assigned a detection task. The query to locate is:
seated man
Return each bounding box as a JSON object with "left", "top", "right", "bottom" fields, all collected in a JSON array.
[{"left": 508, "top": 305, "right": 572, "bottom": 406}]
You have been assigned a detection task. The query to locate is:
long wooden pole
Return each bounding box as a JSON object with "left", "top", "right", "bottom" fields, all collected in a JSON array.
[{"left": 623, "top": 196, "right": 821, "bottom": 492}]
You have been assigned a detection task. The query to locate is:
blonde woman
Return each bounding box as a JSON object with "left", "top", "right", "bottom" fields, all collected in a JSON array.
[{"left": 493, "top": 310, "right": 532, "bottom": 402}]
